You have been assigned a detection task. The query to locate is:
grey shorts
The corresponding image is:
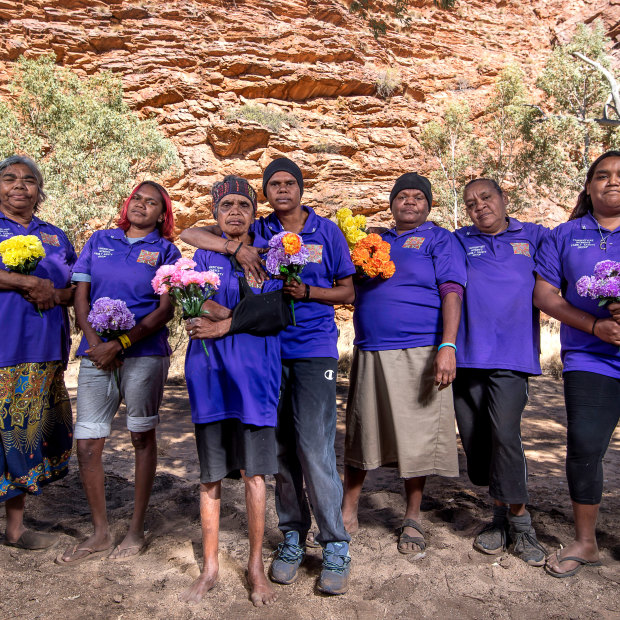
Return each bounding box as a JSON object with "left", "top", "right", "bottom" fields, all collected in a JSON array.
[{"left": 75, "top": 356, "right": 170, "bottom": 439}]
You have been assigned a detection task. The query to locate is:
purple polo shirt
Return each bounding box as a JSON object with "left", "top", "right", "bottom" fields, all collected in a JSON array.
[
  {"left": 353, "top": 222, "right": 467, "bottom": 351},
  {"left": 0, "top": 213, "right": 76, "bottom": 367},
  {"left": 185, "top": 236, "right": 282, "bottom": 426},
  {"left": 252, "top": 206, "right": 356, "bottom": 359},
  {"left": 72, "top": 228, "right": 181, "bottom": 358},
  {"left": 535, "top": 213, "right": 620, "bottom": 378},
  {"left": 455, "top": 218, "right": 548, "bottom": 374}
]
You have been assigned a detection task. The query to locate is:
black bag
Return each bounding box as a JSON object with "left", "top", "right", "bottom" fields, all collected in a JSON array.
[{"left": 229, "top": 266, "right": 292, "bottom": 337}]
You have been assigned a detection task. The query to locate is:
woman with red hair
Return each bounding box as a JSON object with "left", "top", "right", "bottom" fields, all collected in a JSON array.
[{"left": 58, "top": 181, "right": 181, "bottom": 564}]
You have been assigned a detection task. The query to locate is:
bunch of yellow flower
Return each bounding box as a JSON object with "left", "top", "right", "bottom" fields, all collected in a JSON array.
[
  {"left": 0, "top": 235, "right": 46, "bottom": 273},
  {"left": 336, "top": 208, "right": 367, "bottom": 249}
]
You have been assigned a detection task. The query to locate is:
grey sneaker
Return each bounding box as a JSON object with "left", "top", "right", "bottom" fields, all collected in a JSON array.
[
  {"left": 317, "top": 541, "right": 351, "bottom": 595},
  {"left": 269, "top": 531, "right": 305, "bottom": 585},
  {"left": 473, "top": 521, "right": 507, "bottom": 555},
  {"left": 509, "top": 527, "right": 547, "bottom": 566}
]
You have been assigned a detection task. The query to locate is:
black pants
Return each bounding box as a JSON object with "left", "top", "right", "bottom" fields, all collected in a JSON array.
[
  {"left": 563, "top": 371, "right": 620, "bottom": 505},
  {"left": 453, "top": 368, "right": 529, "bottom": 504},
  {"left": 274, "top": 357, "right": 350, "bottom": 545}
]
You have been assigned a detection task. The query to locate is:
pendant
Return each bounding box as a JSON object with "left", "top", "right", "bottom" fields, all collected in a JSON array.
[{"left": 600, "top": 239, "right": 607, "bottom": 251}]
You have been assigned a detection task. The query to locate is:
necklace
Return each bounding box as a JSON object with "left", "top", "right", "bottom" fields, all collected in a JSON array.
[{"left": 596, "top": 222, "right": 612, "bottom": 251}]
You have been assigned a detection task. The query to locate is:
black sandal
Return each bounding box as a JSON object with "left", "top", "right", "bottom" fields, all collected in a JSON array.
[{"left": 398, "top": 518, "right": 426, "bottom": 555}]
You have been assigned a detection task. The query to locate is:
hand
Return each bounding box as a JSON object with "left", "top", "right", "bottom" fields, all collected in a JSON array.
[
  {"left": 53, "top": 285, "right": 76, "bottom": 306},
  {"left": 22, "top": 276, "right": 57, "bottom": 310},
  {"left": 185, "top": 316, "right": 231, "bottom": 339},
  {"left": 608, "top": 302, "right": 620, "bottom": 325},
  {"left": 235, "top": 244, "right": 268, "bottom": 286},
  {"left": 434, "top": 346, "right": 456, "bottom": 389},
  {"left": 200, "top": 299, "right": 233, "bottom": 321},
  {"left": 593, "top": 317, "right": 620, "bottom": 346},
  {"left": 86, "top": 340, "right": 123, "bottom": 371},
  {"left": 283, "top": 278, "right": 306, "bottom": 300}
]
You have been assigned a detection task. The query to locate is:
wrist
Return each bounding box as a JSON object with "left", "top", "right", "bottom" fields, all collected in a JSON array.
[
  {"left": 303, "top": 284, "right": 311, "bottom": 301},
  {"left": 438, "top": 342, "right": 457, "bottom": 353},
  {"left": 591, "top": 317, "right": 600, "bottom": 335}
]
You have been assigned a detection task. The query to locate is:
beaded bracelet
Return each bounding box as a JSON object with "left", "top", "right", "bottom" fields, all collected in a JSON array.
[{"left": 438, "top": 342, "right": 457, "bottom": 352}]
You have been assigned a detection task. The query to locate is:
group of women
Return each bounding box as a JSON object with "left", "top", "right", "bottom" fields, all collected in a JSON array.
[{"left": 0, "top": 151, "right": 618, "bottom": 606}]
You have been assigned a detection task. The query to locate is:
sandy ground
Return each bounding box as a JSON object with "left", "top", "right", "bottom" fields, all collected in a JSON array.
[{"left": 1, "top": 364, "right": 619, "bottom": 620}]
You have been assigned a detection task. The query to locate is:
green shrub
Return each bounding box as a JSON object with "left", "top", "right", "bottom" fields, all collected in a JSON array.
[
  {"left": 0, "top": 54, "right": 180, "bottom": 248},
  {"left": 375, "top": 67, "right": 401, "bottom": 98},
  {"left": 226, "top": 103, "right": 298, "bottom": 133},
  {"left": 309, "top": 140, "right": 340, "bottom": 154}
]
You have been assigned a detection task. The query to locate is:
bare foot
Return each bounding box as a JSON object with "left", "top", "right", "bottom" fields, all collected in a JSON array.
[
  {"left": 248, "top": 565, "right": 278, "bottom": 607},
  {"left": 108, "top": 531, "right": 145, "bottom": 560},
  {"left": 180, "top": 566, "right": 218, "bottom": 604},
  {"left": 342, "top": 509, "right": 359, "bottom": 535},
  {"left": 545, "top": 540, "right": 600, "bottom": 575}
]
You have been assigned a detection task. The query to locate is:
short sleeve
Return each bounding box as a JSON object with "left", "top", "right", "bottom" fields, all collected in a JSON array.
[
  {"left": 534, "top": 225, "right": 563, "bottom": 288},
  {"left": 71, "top": 273, "right": 92, "bottom": 282},
  {"left": 163, "top": 241, "right": 182, "bottom": 265},
  {"left": 59, "top": 229, "right": 78, "bottom": 269},
  {"left": 71, "top": 233, "right": 95, "bottom": 278},
  {"left": 328, "top": 223, "right": 355, "bottom": 280},
  {"left": 193, "top": 248, "right": 211, "bottom": 271},
  {"left": 431, "top": 228, "right": 467, "bottom": 286},
  {"left": 533, "top": 223, "right": 550, "bottom": 251}
]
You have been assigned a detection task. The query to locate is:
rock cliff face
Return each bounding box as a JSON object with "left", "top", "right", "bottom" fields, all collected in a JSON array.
[{"left": 0, "top": 0, "right": 619, "bottom": 231}]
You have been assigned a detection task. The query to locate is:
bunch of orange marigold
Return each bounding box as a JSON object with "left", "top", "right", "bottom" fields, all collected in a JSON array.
[{"left": 350, "top": 233, "right": 395, "bottom": 279}]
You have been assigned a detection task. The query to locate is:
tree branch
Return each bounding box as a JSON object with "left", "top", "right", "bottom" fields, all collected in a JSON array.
[{"left": 572, "top": 51, "right": 620, "bottom": 121}]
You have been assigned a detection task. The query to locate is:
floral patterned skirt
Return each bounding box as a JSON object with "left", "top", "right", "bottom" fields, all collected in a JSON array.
[{"left": 0, "top": 362, "right": 73, "bottom": 502}]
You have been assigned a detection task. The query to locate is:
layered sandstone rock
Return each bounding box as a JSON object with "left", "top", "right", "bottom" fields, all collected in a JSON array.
[{"left": 0, "top": 0, "right": 619, "bottom": 232}]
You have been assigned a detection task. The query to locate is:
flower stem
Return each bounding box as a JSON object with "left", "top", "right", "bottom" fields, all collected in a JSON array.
[
  {"left": 201, "top": 339, "right": 210, "bottom": 358},
  {"left": 290, "top": 300, "right": 296, "bottom": 326}
]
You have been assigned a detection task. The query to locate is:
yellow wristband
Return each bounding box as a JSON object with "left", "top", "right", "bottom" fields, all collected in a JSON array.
[{"left": 118, "top": 334, "right": 132, "bottom": 349}]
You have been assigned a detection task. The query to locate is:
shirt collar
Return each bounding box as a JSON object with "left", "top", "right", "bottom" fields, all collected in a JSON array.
[
  {"left": 107, "top": 227, "right": 162, "bottom": 244},
  {"left": 579, "top": 212, "right": 616, "bottom": 232},
  {"left": 464, "top": 217, "right": 521, "bottom": 236},
  {"left": 265, "top": 205, "right": 318, "bottom": 235},
  {"left": 384, "top": 220, "right": 435, "bottom": 238},
  {"left": 0, "top": 210, "right": 44, "bottom": 230}
]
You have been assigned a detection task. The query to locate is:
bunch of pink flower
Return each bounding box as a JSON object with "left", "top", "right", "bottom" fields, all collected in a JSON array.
[
  {"left": 152, "top": 258, "right": 220, "bottom": 359},
  {"left": 152, "top": 258, "right": 220, "bottom": 296}
]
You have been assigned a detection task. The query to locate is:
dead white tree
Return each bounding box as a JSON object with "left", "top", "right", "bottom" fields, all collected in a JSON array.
[{"left": 572, "top": 51, "right": 620, "bottom": 126}]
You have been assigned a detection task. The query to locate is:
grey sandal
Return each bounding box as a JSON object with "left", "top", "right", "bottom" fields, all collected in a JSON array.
[{"left": 398, "top": 518, "right": 426, "bottom": 555}]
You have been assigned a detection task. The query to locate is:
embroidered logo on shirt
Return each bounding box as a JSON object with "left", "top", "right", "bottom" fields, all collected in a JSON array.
[
  {"left": 467, "top": 245, "right": 487, "bottom": 257},
  {"left": 403, "top": 236, "right": 425, "bottom": 249},
  {"left": 0, "top": 227, "right": 11, "bottom": 239},
  {"left": 305, "top": 244, "right": 323, "bottom": 263},
  {"left": 570, "top": 238, "right": 596, "bottom": 249},
  {"left": 510, "top": 242, "right": 531, "bottom": 257},
  {"left": 40, "top": 232, "right": 60, "bottom": 247},
  {"left": 94, "top": 247, "right": 114, "bottom": 259},
  {"left": 137, "top": 250, "right": 160, "bottom": 266},
  {"left": 246, "top": 272, "right": 260, "bottom": 289}
]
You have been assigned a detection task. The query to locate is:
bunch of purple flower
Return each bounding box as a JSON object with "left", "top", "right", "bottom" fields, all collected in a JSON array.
[
  {"left": 265, "top": 231, "right": 310, "bottom": 280},
  {"left": 576, "top": 260, "right": 620, "bottom": 306},
  {"left": 88, "top": 297, "right": 136, "bottom": 338}
]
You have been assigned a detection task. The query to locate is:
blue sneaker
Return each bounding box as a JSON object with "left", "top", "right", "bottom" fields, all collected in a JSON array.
[
  {"left": 270, "top": 531, "right": 305, "bottom": 585},
  {"left": 318, "top": 541, "right": 351, "bottom": 595}
]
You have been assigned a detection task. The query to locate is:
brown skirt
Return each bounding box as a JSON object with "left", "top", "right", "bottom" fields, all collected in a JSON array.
[{"left": 344, "top": 346, "right": 459, "bottom": 478}]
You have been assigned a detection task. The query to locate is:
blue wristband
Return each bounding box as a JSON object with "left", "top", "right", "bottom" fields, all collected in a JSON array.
[{"left": 438, "top": 342, "right": 457, "bottom": 352}]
